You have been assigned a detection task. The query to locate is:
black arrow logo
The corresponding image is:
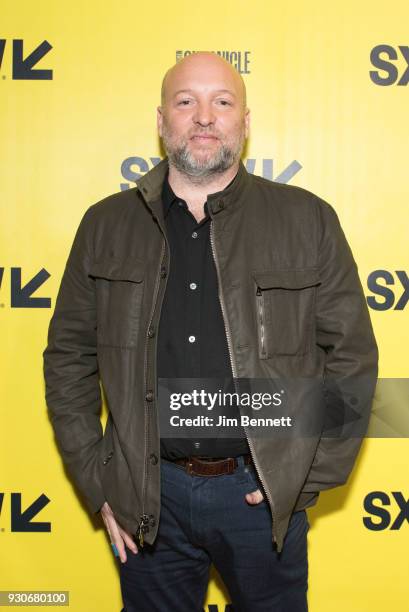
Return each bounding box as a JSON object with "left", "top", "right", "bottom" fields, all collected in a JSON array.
[
  {"left": 0, "top": 40, "right": 5, "bottom": 71},
  {"left": 0, "top": 267, "right": 4, "bottom": 291},
  {"left": 11, "top": 493, "right": 51, "bottom": 532},
  {"left": 11, "top": 268, "right": 51, "bottom": 308},
  {"left": 0, "top": 492, "right": 4, "bottom": 517},
  {"left": 12, "top": 40, "right": 53, "bottom": 80}
]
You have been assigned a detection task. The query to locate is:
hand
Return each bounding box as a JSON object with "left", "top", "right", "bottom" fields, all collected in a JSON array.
[
  {"left": 245, "top": 488, "right": 265, "bottom": 505},
  {"left": 100, "top": 501, "right": 138, "bottom": 563}
]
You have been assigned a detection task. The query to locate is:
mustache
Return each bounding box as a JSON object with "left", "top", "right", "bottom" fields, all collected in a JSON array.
[{"left": 189, "top": 131, "right": 221, "bottom": 139}]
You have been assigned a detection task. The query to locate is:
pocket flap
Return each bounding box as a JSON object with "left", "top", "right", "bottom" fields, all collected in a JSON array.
[
  {"left": 252, "top": 268, "right": 321, "bottom": 290},
  {"left": 88, "top": 257, "right": 145, "bottom": 282}
]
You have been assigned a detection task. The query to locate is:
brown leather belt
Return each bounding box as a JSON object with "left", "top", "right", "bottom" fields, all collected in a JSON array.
[{"left": 170, "top": 454, "right": 253, "bottom": 476}]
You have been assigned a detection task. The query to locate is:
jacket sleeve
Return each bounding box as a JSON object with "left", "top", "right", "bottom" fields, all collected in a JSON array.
[
  {"left": 301, "top": 197, "right": 379, "bottom": 493},
  {"left": 43, "top": 205, "right": 105, "bottom": 514}
]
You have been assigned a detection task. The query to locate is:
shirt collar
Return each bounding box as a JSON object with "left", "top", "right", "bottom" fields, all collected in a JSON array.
[
  {"left": 161, "top": 168, "right": 238, "bottom": 218},
  {"left": 162, "top": 171, "right": 179, "bottom": 217}
]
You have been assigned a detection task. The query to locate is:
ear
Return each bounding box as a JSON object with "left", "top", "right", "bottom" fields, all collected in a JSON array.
[
  {"left": 157, "top": 106, "right": 163, "bottom": 137},
  {"left": 244, "top": 107, "right": 251, "bottom": 139}
]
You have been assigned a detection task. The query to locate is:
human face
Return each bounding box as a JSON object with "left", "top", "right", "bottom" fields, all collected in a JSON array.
[{"left": 157, "top": 60, "right": 250, "bottom": 178}]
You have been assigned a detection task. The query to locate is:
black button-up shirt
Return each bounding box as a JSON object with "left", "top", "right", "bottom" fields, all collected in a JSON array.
[{"left": 157, "top": 170, "right": 249, "bottom": 460}]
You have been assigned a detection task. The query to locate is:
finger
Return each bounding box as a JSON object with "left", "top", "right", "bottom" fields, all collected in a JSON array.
[
  {"left": 101, "top": 515, "right": 112, "bottom": 537},
  {"left": 100, "top": 501, "right": 114, "bottom": 519},
  {"left": 105, "top": 516, "right": 128, "bottom": 563},
  {"left": 245, "top": 489, "right": 264, "bottom": 505},
  {"left": 118, "top": 526, "right": 138, "bottom": 554}
]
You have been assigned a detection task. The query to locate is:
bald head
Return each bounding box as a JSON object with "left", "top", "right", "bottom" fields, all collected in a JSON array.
[
  {"left": 157, "top": 51, "right": 250, "bottom": 180},
  {"left": 160, "top": 52, "right": 247, "bottom": 110}
]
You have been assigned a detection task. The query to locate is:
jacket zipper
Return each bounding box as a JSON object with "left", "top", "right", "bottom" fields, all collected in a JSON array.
[
  {"left": 137, "top": 238, "right": 166, "bottom": 548},
  {"left": 209, "top": 221, "right": 278, "bottom": 546},
  {"left": 256, "top": 287, "right": 267, "bottom": 358}
]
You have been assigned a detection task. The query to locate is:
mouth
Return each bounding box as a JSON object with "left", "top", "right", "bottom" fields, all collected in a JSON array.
[{"left": 191, "top": 135, "right": 219, "bottom": 141}]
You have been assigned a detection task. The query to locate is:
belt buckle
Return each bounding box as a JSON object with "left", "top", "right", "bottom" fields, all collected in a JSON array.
[
  {"left": 186, "top": 459, "right": 194, "bottom": 475},
  {"left": 189, "top": 456, "right": 236, "bottom": 476},
  {"left": 189, "top": 457, "right": 211, "bottom": 476}
]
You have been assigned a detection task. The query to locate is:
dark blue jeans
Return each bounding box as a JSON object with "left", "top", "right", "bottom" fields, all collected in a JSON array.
[{"left": 119, "top": 455, "right": 309, "bottom": 611}]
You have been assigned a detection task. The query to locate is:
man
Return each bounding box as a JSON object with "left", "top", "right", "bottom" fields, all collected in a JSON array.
[{"left": 43, "top": 52, "right": 378, "bottom": 611}]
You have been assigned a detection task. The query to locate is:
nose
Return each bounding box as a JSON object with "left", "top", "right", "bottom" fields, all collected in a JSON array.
[{"left": 192, "top": 101, "right": 215, "bottom": 127}]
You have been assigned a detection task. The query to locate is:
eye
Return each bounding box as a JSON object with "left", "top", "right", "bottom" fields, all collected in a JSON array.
[
  {"left": 177, "top": 99, "right": 192, "bottom": 105},
  {"left": 217, "top": 99, "right": 232, "bottom": 106}
]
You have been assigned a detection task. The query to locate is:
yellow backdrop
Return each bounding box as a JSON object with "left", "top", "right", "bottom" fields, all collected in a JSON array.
[{"left": 1, "top": 0, "right": 408, "bottom": 610}]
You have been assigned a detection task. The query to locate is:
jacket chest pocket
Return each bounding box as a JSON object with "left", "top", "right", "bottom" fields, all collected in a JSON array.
[
  {"left": 88, "top": 256, "right": 145, "bottom": 348},
  {"left": 252, "top": 268, "right": 321, "bottom": 358}
]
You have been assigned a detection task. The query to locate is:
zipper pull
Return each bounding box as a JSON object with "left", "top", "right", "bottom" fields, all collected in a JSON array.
[
  {"left": 136, "top": 514, "right": 150, "bottom": 548},
  {"left": 256, "top": 286, "right": 262, "bottom": 296},
  {"left": 137, "top": 525, "right": 144, "bottom": 548}
]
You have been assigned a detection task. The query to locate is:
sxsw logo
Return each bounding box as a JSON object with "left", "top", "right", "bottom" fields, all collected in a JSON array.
[
  {"left": 0, "top": 492, "right": 51, "bottom": 532},
  {"left": 0, "top": 39, "right": 53, "bottom": 80},
  {"left": 176, "top": 50, "right": 251, "bottom": 74},
  {"left": 120, "top": 157, "right": 302, "bottom": 191},
  {"left": 369, "top": 45, "right": 409, "bottom": 86},
  {"left": 366, "top": 270, "right": 409, "bottom": 310},
  {"left": 0, "top": 267, "right": 51, "bottom": 308},
  {"left": 363, "top": 491, "right": 409, "bottom": 530}
]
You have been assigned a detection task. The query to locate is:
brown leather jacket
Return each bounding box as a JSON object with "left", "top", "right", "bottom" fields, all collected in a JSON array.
[{"left": 43, "top": 157, "right": 378, "bottom": 553}]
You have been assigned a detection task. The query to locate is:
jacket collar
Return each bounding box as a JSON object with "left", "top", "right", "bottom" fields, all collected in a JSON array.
[
  {"left": 135, "top": 156, "right": 252, "bottom": 218},
  {"left": 161, "top": 166, "right": 239, "bottom": 219}
]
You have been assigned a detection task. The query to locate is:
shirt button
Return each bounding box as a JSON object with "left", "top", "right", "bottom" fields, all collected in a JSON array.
[
  {"left": 188, "top": 335, "right": 196, "bottom": 343},
  {"left": 191, "top": 231, "right": 198, "bottom": 238},
  {"left": 189, "top": 282, "right": 197, "bottom": 290}
]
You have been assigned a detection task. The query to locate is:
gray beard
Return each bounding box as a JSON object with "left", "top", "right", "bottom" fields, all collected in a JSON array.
[{"left": 162, "top": 135, "right": 245, "bottom": 180}]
